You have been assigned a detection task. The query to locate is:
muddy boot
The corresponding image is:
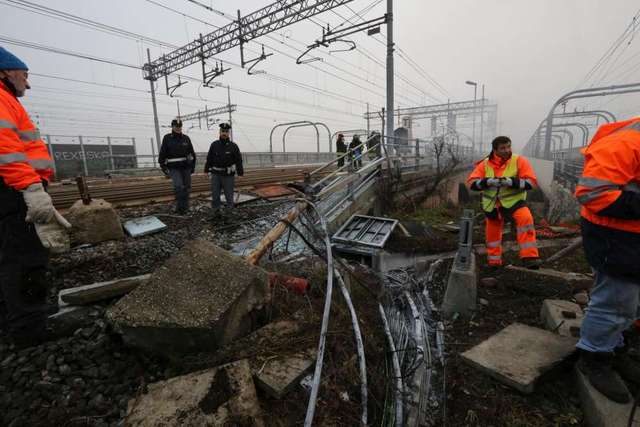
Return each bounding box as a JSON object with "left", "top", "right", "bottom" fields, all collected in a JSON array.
[
  {"left": 522, "top": 257, "right": 541, "bottom": 270},
  {"left": 578, "top": 350, "right": 631, "bottom": 403},
  {"left": 614, "top": 346, "right": 640, "bottom": 384}
]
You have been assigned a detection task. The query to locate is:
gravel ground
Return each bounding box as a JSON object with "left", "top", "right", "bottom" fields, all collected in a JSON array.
[{"left": 1, "top": 195, "right": 295, "bottom": 427}]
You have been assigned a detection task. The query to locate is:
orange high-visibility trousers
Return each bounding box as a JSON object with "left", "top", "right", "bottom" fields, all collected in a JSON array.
[{"left": 485, "top": 206, "right": 539, "bottom": 265}]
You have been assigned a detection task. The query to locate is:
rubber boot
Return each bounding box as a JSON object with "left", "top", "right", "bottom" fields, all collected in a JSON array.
[
  {"left": 614, "top": 345, "right": 640, "bottom": 384},
  {"left": 577, "top": 350, "right": 631, "bottom": 403}
]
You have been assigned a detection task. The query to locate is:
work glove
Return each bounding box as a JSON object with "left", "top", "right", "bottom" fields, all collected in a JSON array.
[
  {"left": 486, "top": 178, "right": 502, "bottom": 188},
  {"left": 499, "top": 177, "right": 514, "bottom": 188},
  {"left": 35, "top": 210, "right": 72, "bottom": 254},
  {"left": 21, "top": 183, "right": 56, "bottom": 224},
  {"left": 161, "top": 167, "right": 169, "bottom": 176}
]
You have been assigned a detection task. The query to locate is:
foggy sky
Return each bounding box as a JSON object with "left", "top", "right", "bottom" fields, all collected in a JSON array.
[{"left": 2, "top": 0, "right": 639, "bottom": 156}]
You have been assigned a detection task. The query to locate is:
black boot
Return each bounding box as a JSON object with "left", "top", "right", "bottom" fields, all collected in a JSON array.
[
  {"left": 614, "top": 345, "right": 640, "bottom": 384},
  {"left": 578, "top": 350, "right": 631, "bottom": 403}
]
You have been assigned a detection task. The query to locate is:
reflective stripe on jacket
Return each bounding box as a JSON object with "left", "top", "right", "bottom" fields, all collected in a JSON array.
[
  {"left": 0, "top": 81, "right": 53, "bottom": 189},
  {"left": 482, "top": 154, "right": 527, "bottom": 212},
  {"left": 575, "top": 118, "right": 640, "bottom": 234}
]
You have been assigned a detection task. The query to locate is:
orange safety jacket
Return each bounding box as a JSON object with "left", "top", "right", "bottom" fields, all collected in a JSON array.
[
  {"left": 0, "top": 80, "right": 53, "bottom": 190},
  {"left": 575, "top": 118, "right": 640, "bottom": 234}
]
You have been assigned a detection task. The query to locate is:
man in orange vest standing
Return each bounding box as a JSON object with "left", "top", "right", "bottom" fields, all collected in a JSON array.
[
  {"left": 574, "top": 117, "right": 640, "bottom": 403},
  {"left": 467, "top": 136, "right": 541, "bottom": 269},
  {"left": 0, "top": 47, "right": 68, "bottom": 348}
]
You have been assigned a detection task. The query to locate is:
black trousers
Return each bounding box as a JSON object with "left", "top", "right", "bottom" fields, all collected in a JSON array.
[
  {"left": 168, "top": 167, "right": 192, "bottom": 212},
  {"left": 0, "top": 183, "right": 49, "bottom": 337}
]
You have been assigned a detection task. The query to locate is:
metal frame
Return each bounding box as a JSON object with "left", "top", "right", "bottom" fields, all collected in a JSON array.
[
  {"left": 181, "top": 104, "right": 237, "bottom": 130},
  {"left": 143, "top": 0, "right": 354, "bottom": 81},
  {"left": 332, "top": 214, "right": 398, "bottom": 248},
  {"left": 542, "top": 83, "right": 640, "bottom": 159},
  {"left": 269, "top": 121, "right": 331, "bottom": 152}
]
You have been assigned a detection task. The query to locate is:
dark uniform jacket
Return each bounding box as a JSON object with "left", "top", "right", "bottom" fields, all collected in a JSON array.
[
  {"left": 336, "top": 138, "right": 347, "bottom": 153},
  {"left": 204, "top": 139, "right": 244, "bottom": 176},
  {"left": 158, "top": 132, "right": 196, "bottom": 171}
]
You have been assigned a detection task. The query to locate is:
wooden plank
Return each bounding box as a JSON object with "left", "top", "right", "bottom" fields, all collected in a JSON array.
[{"left": 60, "top": 274, "right": 151, "bottom": 305}]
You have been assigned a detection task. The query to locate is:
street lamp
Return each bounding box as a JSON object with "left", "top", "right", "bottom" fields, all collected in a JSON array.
[{"left": 466, "top": 80, "right": 478, "bottom": 154}]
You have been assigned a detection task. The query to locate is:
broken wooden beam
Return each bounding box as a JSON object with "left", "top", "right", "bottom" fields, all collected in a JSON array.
[
  {"left": 246, "top": 201, "right": 307, "bottom": 265},
  {"left": 60, "top": 274, "right": 150, "bottom": 305},
  {"left": 505, "top": 265, "right": 592, "bottom": 290},
  {"left": 545, "top": 237, "right": 583, "bottom": 264}
]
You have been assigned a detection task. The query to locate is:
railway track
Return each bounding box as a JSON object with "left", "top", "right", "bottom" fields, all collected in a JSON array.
[{"left": 49, "top": 165, "right": 325, "bottom": 209}]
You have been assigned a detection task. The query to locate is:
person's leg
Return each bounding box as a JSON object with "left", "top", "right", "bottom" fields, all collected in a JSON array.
[
  {"left": 512, "top": 206, "right": 539, "bottom": 260},
  {"left": 211, "top": 174, "right": 222, "bottom": 210},
  {"left": 223, "top": 176, "right": 235, "bottom": 209},
  {"left": 485, "top": 215, "right": 504, "bottom": 266},
  {"left": 168, "top": 168, "right": 185, "bottom": 212},
  {"left": 181, "top": 168, "right": 192, "bottom": 211},
  {"left": 577, "top": 270, "right": 640, "bottom": 402},
  {"left": 0, "top": 189, "right": 49, "bottom": 345}
]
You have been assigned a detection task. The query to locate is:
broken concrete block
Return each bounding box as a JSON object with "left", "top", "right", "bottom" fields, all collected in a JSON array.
[
  {"left": 123, "top": 216, "right": 167, "bottom": 237},
  {"left": 60, "top": 274, "right": 150, "bottom": 305},
  {"left": 66, "top": 199, "right": 124, "bottom": 244},
  {"left": 108, "top": 239, "right": 270, "bottom": 355},
  {"left": 574, "top": 366, "right": 636, "bottom": 427},
  {"left": 126, "top": 359, "right": 264, "bottom": 427},
  {"left": 505, "top": 265, "right": 593, "bottom": 290},
  {"left": 441, "top": 253, "right": 477, "bottom": 318},
  {"left": 254, "top": 349, "right": 316, "bottom": 399},
  {"left": 541, "top": 299, "right": 584, "bottom": 338},
  {"left": 461, "top": 323, "right": 576, "bottom": 393}
]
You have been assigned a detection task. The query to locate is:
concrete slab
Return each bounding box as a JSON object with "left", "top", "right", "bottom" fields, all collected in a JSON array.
[
  {"left": 254, "top": 349, "right": 316, "bottom": 399},
  {"left": 461, "top": 323, "right": 577, "bottom": 393},
  {"left": 123, "top": 216, "right": 167, "bottom": 237},
  {"left": 108, "top": 239, "right": 270, "bottom": 356},
  {"left": 66, "top": 198, "right": 124, "bottom": 244},
  {"left": 541, "top": 299, "right": 584, "bottom": 338},
  {"left": 126, "top": 359, "right": 264, "bottom": 427},
  {"left": 574, "top": 366, "right": 637, "bottom": 427},
  {"left": 441, "top": 253, "right": 477, "bottom": 318},
  {"left": 206, "top": 192, "right": 260, "bottom": 205},
  {"left": 48, "top": 305, "right": 94, "bottom": 335},
  {"left": 59, "top": 274, "right": 150, "bottom": 305}
]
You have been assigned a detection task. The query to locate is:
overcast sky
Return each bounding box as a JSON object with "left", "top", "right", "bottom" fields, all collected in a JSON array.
[{"left": 2, "top": 0, "right": 639, "bottom": 156}]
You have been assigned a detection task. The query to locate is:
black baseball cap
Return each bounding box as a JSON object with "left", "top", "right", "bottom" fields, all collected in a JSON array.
[
  {"left": 219, "top": 123, "right": 231, "bottom": 131},
  {"left": 171, "top": 118, "right": 183, "bottom": 127}
]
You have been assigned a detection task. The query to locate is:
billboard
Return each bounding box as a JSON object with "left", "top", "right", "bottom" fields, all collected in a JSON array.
[{"left": 50, "top": 143, "right": 137, "bottom": 178}]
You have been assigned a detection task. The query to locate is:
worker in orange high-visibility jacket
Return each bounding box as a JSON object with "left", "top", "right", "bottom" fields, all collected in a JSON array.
[
  {"left": 573, "top": 117, "right": 640, "bottom": 404},
  {"left": 467, "top": 136, "right": 541, "bottom": 269},
  {"left": 0, "top": 46, "right": 68, "bottom": 348}
]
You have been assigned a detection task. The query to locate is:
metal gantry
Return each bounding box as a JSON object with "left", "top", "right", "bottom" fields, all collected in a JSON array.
[{"left": 143, "top": 0, "right": 355, "bottom": 81}]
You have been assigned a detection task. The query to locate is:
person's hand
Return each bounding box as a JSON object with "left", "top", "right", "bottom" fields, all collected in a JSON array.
[
  {"left": 500, "top": 177, "right": 514, "bottom": 187},
  {"left": 21, "top": 183, "right": 55, "bottom": 223},
  {"left": 486, "top": 178, "right": 501, "bottom": 188}
]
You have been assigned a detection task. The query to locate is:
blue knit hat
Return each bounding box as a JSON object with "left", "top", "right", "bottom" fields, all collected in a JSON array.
[{"left": 0, "top": 47, "right": 28, "bottom": 71}]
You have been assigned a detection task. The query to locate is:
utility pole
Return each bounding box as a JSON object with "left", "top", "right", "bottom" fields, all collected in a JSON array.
[
  {"left": 385, "top": 0, "right": 394, "bottom": 150},
  {"left": 147, "top": 48, "right": 162, "bottom": 153},
  {"left": 479, "top": 84, "right": 485, "bottom": 153},
  {"left": 366, "top": 103, "right": 370, "bottom": 135},
  {"left": 227, "top": 85, "right": 233, "bottom": 139},
  {"left": 176, "top": 99, "right": 181, "bottom": 118}
]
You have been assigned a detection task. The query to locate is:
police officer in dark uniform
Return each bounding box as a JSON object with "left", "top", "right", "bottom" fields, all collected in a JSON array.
[
  {"left": 158, "top": 118, "right": 196, "bottom": 214},
  {"left": 336, "top": 133, "right": 347, "bottom": 167},
  {"left": 204, "top": 123, "right": 243, "bottom": 210}
]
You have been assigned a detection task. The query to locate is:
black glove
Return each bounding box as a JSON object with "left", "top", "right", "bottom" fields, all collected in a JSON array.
[
  {"left": 161, "top": 167, "right": 169, "bottom": 176},
  {"left": 190, "top": 167, "right": 195, "bottom": 175}
]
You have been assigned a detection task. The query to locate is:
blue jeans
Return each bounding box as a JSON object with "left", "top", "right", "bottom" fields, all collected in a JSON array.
[
  {"left": 168, "top": 167, "right": 191, "bottom": 212},
  {"left": 210, "top": 174, "right": 235, "bottom": 209},
  {"left": 577, "top": 270, "right": 640, "bottom": 353}
]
